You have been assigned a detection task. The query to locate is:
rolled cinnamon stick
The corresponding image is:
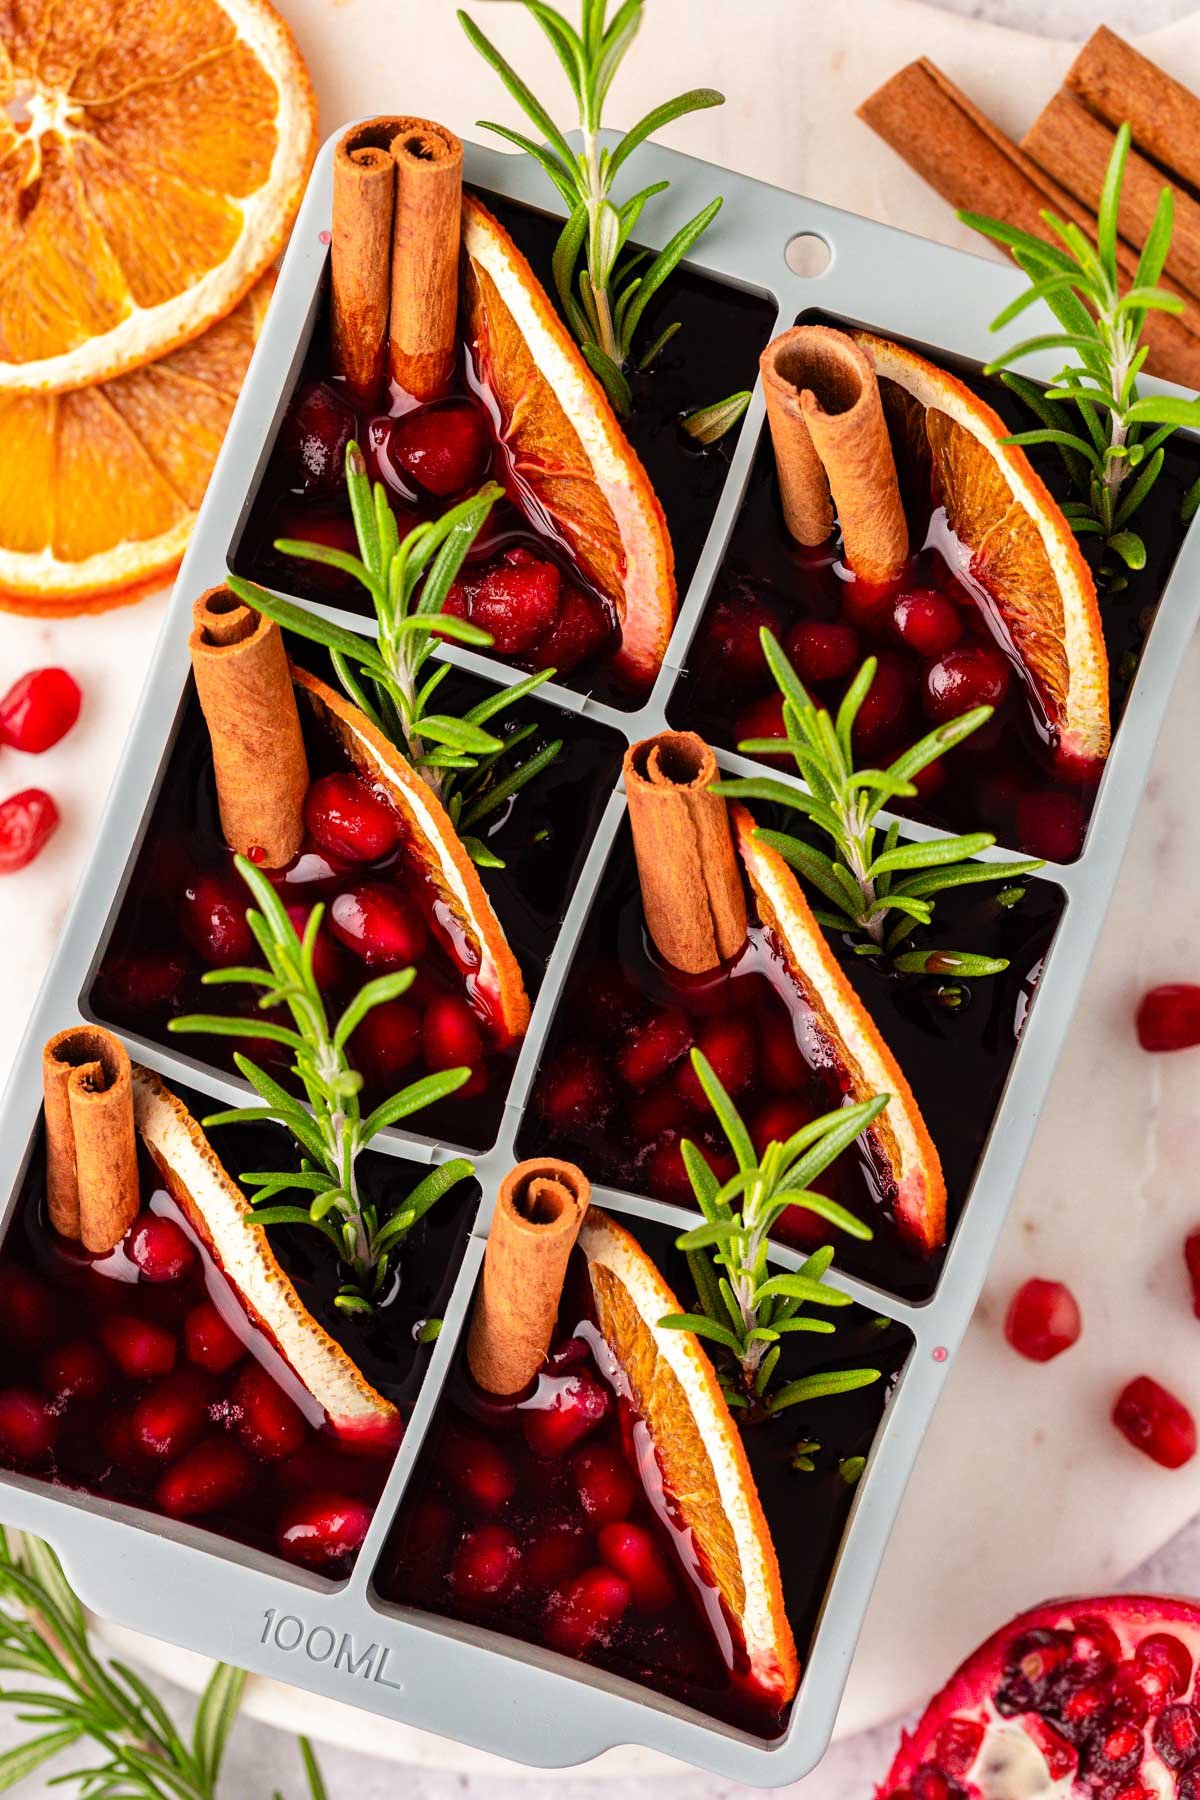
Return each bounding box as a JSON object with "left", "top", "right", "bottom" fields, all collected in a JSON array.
[
  {"left": 388, "top": 118, "right": 462, "bottom": 402},
  {"left": 760, "top": 326, "right": 909, "bottom": 582},
  {"left": 1066, "top": 25, "right": 1200, "bottom": 197},
  {"left": 623, "top": 731, "right": 748, "bottom": 976},
  {"left": 189, "top": 586, "right": 309, "bottom": 870},
  {"left": 331, "top": 119, "right": 402, "bottom": 402},
  {"left": 467, "top": 1159, "right": 590, "bottom": 1396},
  {"left": 42, "top": 1027, "right": 139, "bottom": 1253}
]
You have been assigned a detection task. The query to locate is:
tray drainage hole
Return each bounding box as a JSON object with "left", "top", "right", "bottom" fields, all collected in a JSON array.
[{"left": 784, "top": 232, "right": 832, "bottom": 279}]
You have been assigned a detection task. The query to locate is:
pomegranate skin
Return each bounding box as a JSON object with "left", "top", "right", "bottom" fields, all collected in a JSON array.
[
  {"left": 1113, "top": 1376, "right": 1197, "bottom": 1469},
  {"left": 1136, "top": 983, "right": 1200, "bottom": 1053},
  {"left": 1003, "top": 1278, "right": 1082, "bottom": 1362}
]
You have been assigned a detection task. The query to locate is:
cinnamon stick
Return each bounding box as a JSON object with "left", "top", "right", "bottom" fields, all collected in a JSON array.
[
  {"left": 1066, "top": 25, "right": 1200, "bottom": 197},
  {"left": 858, "top": 59, "right": 1200, "bottom": 391},
  {"left": 189, "top": 586, "right": 309, "bottom": 870},
  {"left": 331, "top": 118, "right": 402, "bottom": 402},
  {"left": 760, "top": 325, "right": 909, "bottom": 582},
  {"left": 42, "top": 1027, "right": 139, "bottom": 1253},
  {"left": 1023, "top": 90, "right": 1200, "bottom": 303},
  {"left": 623, "top": 731, "right": 747, "bottom": 976},
  {"left": 467, "top": 1159, "right": 590, "bottom": 1396},
  {"left": 388, "top": 118, "right": 462, "bottom": 402}
]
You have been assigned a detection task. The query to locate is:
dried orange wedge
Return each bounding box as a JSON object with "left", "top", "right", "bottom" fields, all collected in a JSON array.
[
  {"left": 0, "top": 0, "right": 315, "bottom": 394},
  {"left": 132, "top": 1064, "right": 397, "bottom": 1442},
  {"left": 459, "top": 193, "right": 676, "bottom": 689},
  {"left": 859, "top": 332, "right": 1109, "bottom": 767},
  {"left": 579, "top": 1205, "right": 799, "bottom": 1707},
  {"left": 731, "top": 802, "right": 946, "bottom": 1253},
  {"left": 0, "top": 277, "right": 273, "bottom": 615},
  {"left": 291, "top": 666, "right": 531, "bottom": 1049}
]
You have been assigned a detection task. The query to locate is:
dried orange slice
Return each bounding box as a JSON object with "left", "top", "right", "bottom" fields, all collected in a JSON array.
[
  {"left": 579, "top": 1205, "right": 799, "bottom": 1707},
  {"left": 291, "top": 666, "right": 531, "bottom": 1049},
  {"left": 132, "top": 1064, "right": 397, "bottom": 1442},
  {"left": 459, "top": 193, "right": 676, "bottom": 689},
  {"left": 731, "top": 802, "right": 946, "bottom": 1252},
  {"left": 0, "top": 0, "right": 315, "bottom": 394},
  {"left": 859, "top": 332, "right": 1109, "bottom": 767},
  {"left": 0, "top": 277, "right": 273, "bottom": 615}
]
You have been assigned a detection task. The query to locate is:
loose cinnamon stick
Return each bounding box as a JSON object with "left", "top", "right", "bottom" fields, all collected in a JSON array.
[
  {"left": 388, "top": 118, "right": 462, "bottom": 401},
  {"left": 189, "top": 586, "right": 309, "bottom": 870},
  {"left": 1023, "top": 91, "right": 1200, "bottom": 303},
  {"left": 1066, "top": 25, "right": 1200, "bottom": 197},
  {"left": 858, "top": 59, "right": 1200, "bottom": 390},
  {"left": 760, "top": 326, "right": 909, "bottom": 582},
  {"left": 331, "top": 119, "right": 403, "bottom": 402},
  {"left": 623, "top": 731, "right": 748, "bottom": 976},
  {"left": 467, "top": 1159, "right": 590, "bottom": 1396},
  {"left": 42, "top": 1027, "right": 139, "bottom": 1253}
]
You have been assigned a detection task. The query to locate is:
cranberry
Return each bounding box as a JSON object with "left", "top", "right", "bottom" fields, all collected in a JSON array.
[
  {"left": 352, "top": 998, "right": 421, "bottom": 1085},
  {"left": 527, "top": 584, "right": 611, "bottom": 674},
  {"left": 853, "top": 657, "right": 913, "bottom": 757},
  {"left": 303, "top": 773, "right": 401, "bottom": 864},
  {"left": 275, "top": 509, "right": 361, "bottom": 578},
  {"left": 1003, "top": 1278, "right": 1081, "bottom": 1362},
  {"left": 0, "top": 1389, "right": 57, "bottom": 1462},
  {"left": 841, "top": 575, "right": 897, "bottom": 631},
  {"left": 400, "top": 1494, "right": 452, "bottom": 1563},
  {"left": 131, "top": 1370, "right": 212, "bottom": 1461},
  {"left": 278, "top": 1492, "right": 373, "bottom": 1570},
  {"left": 734, "top": 692, "right": 789, "bottom": 763},
  {"left": 156, "top": 1438, "right": 253, "bottom": 1518},
  {"left": 329, "top": 884, "right": 426, "bottom": 965},
  {"left": 101, "top": 950, "right": 187, "bottom": 1014},
  {"left": 546, "top": 1566, "right": 632, "bottom": 1656},
  {"left": 925, "top": 646, "right": 1012, "bottom": 721},
  {"left": 274, "top": 837, "right": 351, "bottom": 894},
  {"left": 589, "top": 961, "right": 641, "bottom": 1036},
  {"left": 0, "top": 788, "right": 59, "bottom": 872},
  {"left": 127, "top": 1213, "right": 194, "bottom": 1283},
  {"left": 41, "top": 1339, "right": 109, "bottom": 1403},
  {"left": 0, "top": 668, "right": 81, "bottom": 752},
  {"left": 574, "top": 1444, "right": 637, "bottom": 1525},
  {"left": 184, "top": 1300, "right": 246, "bottom": 1374},
  {"left": 524, "top": 1522, "right": 589, "bottom": 1590},
  {"left": 182, "top": 873, "right": 254, "bottom": 967},
  {"left": 786, "top": 619, "right": 860, "bottom": 686},
  {"left": 1015, "top": 790, "right": 1084, "bottom": 862},
  {"left": 750, "top": 1096, "right": 813, "bottom": 1159},
  {"left": 233, "top": 1362, "right": 307, "bottom": 1461},
  {"left": 893, "top": 590, "right": 962, "bottom": 658},
  {"left": 1113, "top": 1375, "right": 1197, "bottom": 1468},
  {"left": 537, "top": 1045, "right": 610, "bottom": 1130},
  {"left": 101, "top": 1315, "right": 176, "bottom": 1380},
  {"left": 440, "top": 1431, "right": 517, "bottom": 1514},
  {"left": 596, "top": 1522, "right": 675, "bottom": 1614},
  {"left": 0, "top": 1267, "right": 56, "bottom": 1347},
  {"left": 390, "top": 402, "right": 489, "bottom": 497},
  {"left": 629, "top": 1083, "right": 689, "bottom": 1141},
  {"left": 450, "top": 1522, "right": 522, "bottom": 1602},
  {"left": 911, "top": 757, "right": 946, "bottom": 800},
  {"left": 759, "top": 1012, "right": 808, "bottom": 1091},
  {"left": 422, "top": 994, "right": 482, "bottom": 1073},
  {"left": 676, "top": 1014, "right": 756, "bottom": 1103},
  {"left": 285, "top": 904, "right": 346, "bottom": 990},
  {"left": 1137, "top": 984, "right": 1200, "bottom": 1053},
  {"left": 278, "top": 381, "right": 355, "bottom": 495},
  {"left": 642, "top": 1134, "right": 694, "bottom": 1202},
  {"left": 705, "top": 591, "right": 775, "bottom": 689},
  {"left": 522, "top": 1369, "right": 610, "bottom": 1457},
  {"left": 615, "top": 1007, "right": 693, "bottom": 1087}
]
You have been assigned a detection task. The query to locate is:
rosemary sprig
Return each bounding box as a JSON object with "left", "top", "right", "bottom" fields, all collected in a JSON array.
[
  {"left": 681, "top": 390, "right": 751, "bottom": 446},
  {"left": 459, "top": 0, "right": 724, "bottom": 414},
  {"left": 0, "top": 1529, "right": 322, "bottom": 1798},
  {"left": 170, "top": 855, "right": 473, "bottom": 1315},
  {"left": 962, "top": 122, "right": 1200, "bottom": 575},
  {"left": 657, "top": 1049, "right": 884, "bottom": 1415},
  {"left": 715, "top": 631, "right": 1042, "bottom": 971},
  {"left": 230, "top": 448, "right": 563, "bottom": 869}
]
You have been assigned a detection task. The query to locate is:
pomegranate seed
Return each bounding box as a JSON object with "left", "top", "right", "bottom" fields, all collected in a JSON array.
[
  {"left": 924, "top": 646, "right": 1012, "bottom": 721},
  {"left": 852, "top": 657, "right": 912, "bottom": 756},
  {"left": 929, "top": 1718, "right": 985, "bottom": 1777},
  {"left": 390, "top": 402, "right": 489, "bottom": 497},
  {"left": 706, "top": 591, "right": 775, "bottom": 688},
  {"left": 1138, "top": 1633, "right": 1192, "bottom": 1699},
  {"left": 786, "top": 619, "right": 861, "bottom": 686},
  {"left": 734, "top": 691, "right": 790, "bottom": 763},
  {"left": 1151, "top": 1701, "right": 1200, "bottom": 1770},
  {"left": 759, "top": 1012, "right": 808, "bottom": 1091},
  {"left": 1020, "top": 1715, "right": 1076, "bottom": 1779},
  {"left": 1003, "top": 1278, "right": 1081, "bottom": 1362},
  {"left": 233, "top": 1362, "right": 307, "bottom": 1461},
  {"left": 1083, "top": 1718, "right": 1144, "bottom": 1783},
  {"left": 0, "top": 1267, "right": 56, "bottom": 1346},
  {"left": 750, "top": 1096, "right": 813, "bottom": 1159},
  {"left": 524, "top": 1523, "right": 588, "bottom": 1590},
  {"left": 994, "top": 1629, "right": 1071, "bottom": 1714},
  {"left": 1181, "top": 1775, "right": 1200, "bottom": 1800},
  {"left": 0, "top": 788, "right": 59, "bottom": 872},
  {"left": 278, "top": 1492, "right": 373, "bottom": 1570},
  {"left": 1015, "top": 790, "right": 1084, "bottom": 862},
  {"left": 465, "top": 554, "right": 562, "bottom": 655},
  {"left": 1059, "top": 1677, "right": 1108, "bottom": 1735},
  {"left": 41, "top": 1338, "right": 109, "bottom": 1403},
  {"left": 100, "top": 950, "right": 187, "bottom": 1013},
  {"left": 127, "top": 1213, "right": 194, "bottom": 1283},
  {"left": 1068, "top": 1614, "right": 1122, "bottom": 1673},
  {"left": 907, "top": 1773, "right": 964, "bottom": 1800},
  {"left": 184, "top": 1300, "right": 246, "bottom": 1374},
  {"left": 422, "top": 994, "right": 482, "bottom": 1073},
  {"left": 0, "top": 668, "right": 81, "bottom": 752},
  {"left": 596, "top": 1522, "right": 675, "bottom": 1614},
  {"left": 677, "top": 1014, "right": 756, "bottom": 1102},
  {"left": 182, "top": 873, "right": 254, "bottom": 967},
  {"left": 278, "top": 381, "right": 355, "bottom": 495},
  {"left": 1113, "top": 1375, "right": 1197, "bottom": 1468},
  {"left": 616, "top": 1007, "right": 693, "bottom": 1088},
  {"left": 574, "top": 1444, "right": 638, "bottom": 1525},
  {"left": 450, "top": 1522, "right": 522, "bottom": 1602},
  {"left": 329, "top": 884, "right": 426, "bottom": 966},
  {"left": 131, "top": 1370, "right": 212, "bottom": 1461},
  {"left": 893, "top": 590, "right": 962, "bottom": 658},
  {"left": 101, "top": 1315, "right": 176, "bottom": 1380},
  {"left": 156, "top": 1438, "right": 253, "bottom": 1518},
  {"left": 304, "top": 772, "right": 401, "bottom": 864},
  {"left": 285, "top": 904, "right": 346, "bottom": 991},
  {"left": 537, "top": 1045, "right": 610, "bottom": 1130},
  {"left": 546, "top": 1566, "right": 632, "bottom": 1656},
  {"left": 522, "top": 1369, "right": 610, "bottom": 1457},
  {"left": 1137, "top": 984, "right": 1200, "bottom": 1053},
  {"left": 0, "top": 1389, "right": 57, "bottom": 1462},
  {"left": 352, "top": 998, "right": 421, "bottom": 1085},
  {"left": 527, "top": 583, "right": 611, "bottom": 674},
  {"left": 439, "top": 1431, "right": 517, "bottom": 1514}
]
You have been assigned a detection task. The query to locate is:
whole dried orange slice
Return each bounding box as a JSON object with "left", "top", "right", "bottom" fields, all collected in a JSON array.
[
  {"left": 0, "top": 0, "right": 315, "bottom": 394},
  {"left": 460, "top": 193, "right": 676, "bottom": 689},
  {"left": 579, "top": 1205, "right": 800, "bottom": 1708},
  {"left": 0, "top": 277, "right": 273, "bottom": 615},
  {"left": 859, "top": 332, "right": 1109, "bottom": 767},
  {"left": 291, "top": 665, "right": 531, "bottom": 1049},
  {"left": 731, "top": 802, "right": 946, "bottom": 1253}
]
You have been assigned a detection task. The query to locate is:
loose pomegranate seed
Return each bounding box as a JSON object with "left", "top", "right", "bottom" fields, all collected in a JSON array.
[
  {"left": 285, "top": 904, "right": 346, "bottom": 991},
  {"left": 184, "top": 1300, "right": 246, "bottom": 1375},
  {"left": 676, "top": 1014, "right": 756, "bottom": 1102},
  {"left": 0, "top": 1389, "right": 57, "bottom": 1462},
  {"left": 0, "top": 1267, "right": 56, "bottom": 1346},
  {"left": 41, "top": 1338, "right": 109, "bottom": 1403},
  {"left": 233, "top": 1362, "right": 307, "bottom": 1461},
  {"left": 706, "top": 591, "right": 776, "bottom": 688},
  {"left": 786, "top": 619, "right": 861, "bottom": 686},
  {"left": 596, "top": 1522, "right": 675, "bottom": 1614},
  {"left": 1015, "top": 790, "right": 1084, "bottom": 862},
  {"left": 522, "top": 1369, "right": 610, "bottom": 1457},
  {"left": 450, "top": 1522, "right": 522, "bottom": 1602},
  {"left": 924, "top": 646, "right": 1012, "bottom": 722},
  {"left": 750, "top": 1096, "right": 813, "bottom": 1159},
  {"left": 101, "top": 1315, "right": 176, "bottom": 1380},
  {"left": 537, "top": 1045, "right": 610, "bottom": 1130},
  {"left": 390, "top": 402, "right": 490, "bottom": 497},
  {"left": 527, "top": 583, "right": 611, "bottom": 674},
  {"left": 156, "top": 1438, "right": 254, "bottom": 1518},
  {"left": 329, "top": 884, "right": 426, "bottom": 966},
  {"left": 278, "top": 381, "right": 355, "bottom": 495},
  {"left": 303, "top": 773, "right": 401, "bottom": 864},
  {"left": 422, "top": 994, "right": 483, "bottom": 1073},
  {"left": 1003, "top": 1278, "right": 1081, "bottom": 1362},
  {"left": 574, "top": 1444, "right": 638, "bottom": 1525},
  {"left": 0, "top": 668, "right": 81, "bottom": 752},
  {"left": 734, "top": 691, "right": 789, "bottom": 763},
  {"left": 1137, "top": 984, "right": 1200, "bottom": 1053},
  {"left": 616, "top": 1007, "right": 693, "bottom": 1087},
  {"left": 439, "top": 1430, "right": 517, "bottom": 1514},
  {"left": 759, "top": 1012, "right": 808, "bottom": 1091},
  {"left": 523, "top": 1523, "right": 589, "bottom": 1590},
  {"left": 893, "top": 590, "right": 962, "bottom": 659},
  {"left": 852, "top": 657, "right": 912, "bottom": 757},
  {"left": 463, "top": 554, "right": 562, "bottom": 654},
  {"left": 0, "top": 788, "right": 59, "bottom": 872},
  {"left": 1113, "top": 1375, "right": 1197, "bottom": 1468},
  {"left": 127, "top": 1213, "right": 194, "bottom": 1283},
  {"left": 100, "top": 950, "right": 187, "bottom": 1014},
  {"left": 182, "top": 873, "right": 254, "bottom": 967},
  {"left": 278, "top": 1492, "right": 373, "bottom": 1570},
  {"left": 131, "top": 1370, "right": 212, "bottom": 1461},
  {"left": 352, "top": 998, "right": 421, "bottom": 1085},
  {"left": 1184, "top": 1232, "right": 1200, "bottom": 1322},
  {"left": 546, "top": 1566, "right": 632, "bottom": 1656}
]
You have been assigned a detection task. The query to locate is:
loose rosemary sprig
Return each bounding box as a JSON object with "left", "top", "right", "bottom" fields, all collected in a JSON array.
[
  {"left": 0, "top": 1530, "right": 323, "bottom": 1798},
  {"left": 230, "top": 449, "right": 562, "bottom": 869},
  {"left": 459, "top": 0, "right": 724, "bottom": 414},
  {"left": 715, "top": 631, "right": 1042, "bottom": 975},
  {"left": 170, "top": 855, "right": 473, "bottom": 1315},
  {"left": 962, "top": 122, "right": 1200, "bottom": 575},
  {"left": 657, "top": 1049, "right": 884, "bottom": 1416},
  {"left": 681, "top": 390, "right": 752, "bottom": 446}
]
